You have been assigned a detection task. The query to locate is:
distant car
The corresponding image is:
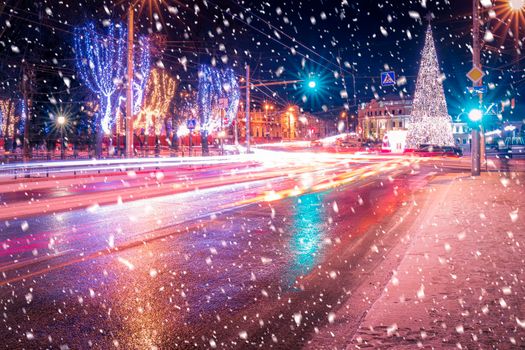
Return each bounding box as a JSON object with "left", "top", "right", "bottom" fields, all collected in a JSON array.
[
  {"left": 442, "top": 146, "right": 463, "bottom": 157},
  {"left": 360, "top": 142, "right": 378, "bottom": 151},
  {"left": 338, "top": 140, "right": 360, "bottom": 149},
  {"left": 415, "top": 145, "right": 462, "bottom": 157},
  {"left": 310, "top": 140, "right": 323, "bottom": 148}
]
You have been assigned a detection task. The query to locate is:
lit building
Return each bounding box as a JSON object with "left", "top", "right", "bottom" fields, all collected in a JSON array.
[
  {"left": 358, "top": 97, "right": 412, "bottom": 141},
  {"left": 235, "top": 104, "right": 333, "bottom": 142},
  {"left": 451, "top": 117, "right": 470, "bottom": 152}
]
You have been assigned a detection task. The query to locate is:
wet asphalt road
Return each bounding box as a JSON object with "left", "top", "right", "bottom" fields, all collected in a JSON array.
[{"left": 0, "top": 156, "right": 436, "bottom": 349}]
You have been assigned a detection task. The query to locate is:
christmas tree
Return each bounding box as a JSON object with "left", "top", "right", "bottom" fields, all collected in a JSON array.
[{"left": 405, "top": 25, "right": 455, "bottom": 149}]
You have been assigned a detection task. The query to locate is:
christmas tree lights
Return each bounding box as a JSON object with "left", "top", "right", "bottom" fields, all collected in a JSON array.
[
  {"left": 74, "top": 22, "right": 126, "bottom": 134},
  {"left": 405, "top": 25, "right": 455, "bottom": 149},
  {"left": 197, "top": 65, "right": 240, "bottom": 133}
]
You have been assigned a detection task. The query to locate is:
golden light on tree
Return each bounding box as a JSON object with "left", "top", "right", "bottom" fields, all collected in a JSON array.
[
  {"left": 135, "top": 67, "right": 177, "bottom": 135},
  {"left": 0, "top": 99, "right": 15, "bottom": 139},
  {"left": 489, "top": 0, "right": 525, "bottom": 50}
]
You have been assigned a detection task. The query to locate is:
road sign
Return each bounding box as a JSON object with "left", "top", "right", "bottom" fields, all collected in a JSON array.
[
  {"left": 381, "top": 71, "right": 396, "bottom": 87},
  {"left": 466, "top": 67, "right": 484, "bottom": 84},
  {"left": 187, "top": 119, "right": 197, "bottom": 130},
  {"left": 466, "top": 85, "right": 487, "bottom": 94},
  {"left": 218, "top": 98, "right": 229, "bottom": 109}
]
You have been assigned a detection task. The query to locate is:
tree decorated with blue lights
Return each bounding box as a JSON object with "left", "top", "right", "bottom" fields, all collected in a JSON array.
[
  {"left": 74, "top": 22, "right": 126, "bottom": 136},
  {"left": 405, "top": 25, "right": 454, "bottom": 149},
  {"left": 131, "top": 36, "right": 151, "bottom": 116},
  {"left": 197, "top": 65, "right": 240, "bottom": 155},
  {"left": 116, "top": 36, "right": 151, "bottom": 136}
]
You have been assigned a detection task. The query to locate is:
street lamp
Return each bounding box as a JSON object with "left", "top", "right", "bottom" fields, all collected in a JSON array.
[
  {"left": 509, "top": 0, "right": 525, "bottom": 10},
  {"left": 288, "top": 107, "right": 295, "bottom": 141},
  {"left": 125, "top": 0, "right": 169, "bottom": 158},
  {"left": 56, "top": 115, "right": 67, "bottom": 160}
]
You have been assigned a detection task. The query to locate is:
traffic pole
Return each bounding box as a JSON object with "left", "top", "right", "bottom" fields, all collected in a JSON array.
[
  {"left": 471, "top": 129, "right": 481, "bottom": 176},
  {"left": 472, "top": 0, "right": 483, "bottom": 176}
]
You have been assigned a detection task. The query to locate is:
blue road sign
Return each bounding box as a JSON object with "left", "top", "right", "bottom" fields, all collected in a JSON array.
[
  {"left": 381, "top": 71, "right": 396, "bottom": 87},
  {"left": 466, "top": 86, "right": 487, "bottom": 94},
  {"left": 187, "top": 119, "right": 197, "bottom": 130}
]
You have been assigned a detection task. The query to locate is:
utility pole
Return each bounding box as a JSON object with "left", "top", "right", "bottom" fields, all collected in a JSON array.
[
  {"left": 245, "top": 64, "right": 251, "bottom": 153},
  {"left": 472, "top": 0, "right": 482, "bottom": 176},
  {"left": 337, "top": 49, "right": 356, "bottom": 132},
  {"left": 125, "top": 6, "right": 134, "bottom": 158},
  {"left": 22, "top": 64, "right": 34, "bottom": 160}
]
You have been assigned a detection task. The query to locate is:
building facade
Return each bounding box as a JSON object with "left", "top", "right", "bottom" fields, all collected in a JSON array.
[
  {"left": 451, "top": 118, "right": 470, "bottom": 152},
  {"left": 234, "top": 106, "right": 335, "bottom": 143},
  {"left": 358, "top": 98, "right": 412, "bottom": 141}
]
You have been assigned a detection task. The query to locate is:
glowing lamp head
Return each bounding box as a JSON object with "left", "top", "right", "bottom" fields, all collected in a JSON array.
[
  {"left": 468, "top": 109, "right": 483, "bottom": 122},
  {"left": 509, "top": 0, "right": 525, "bottom": 10},
  {"left": 57, "top": 115, "right": 66, "bottom": 125}
]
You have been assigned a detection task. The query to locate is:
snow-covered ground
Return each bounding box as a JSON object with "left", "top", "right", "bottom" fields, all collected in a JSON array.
[{"left": 308, "top": 168, "right": 525, "bottom": 349}]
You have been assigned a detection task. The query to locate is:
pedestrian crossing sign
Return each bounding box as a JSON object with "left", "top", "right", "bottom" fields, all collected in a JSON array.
[{"left": 381, "top": 71, "right": 396, "bottom": 86}]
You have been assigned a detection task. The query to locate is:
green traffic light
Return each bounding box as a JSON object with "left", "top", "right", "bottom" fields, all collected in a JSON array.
[
  {"left": 468, "top": 109, "right": 482, "bottom": 122},
  {"left": 308, "top": 80, "right": 317, "bottom": 89}
]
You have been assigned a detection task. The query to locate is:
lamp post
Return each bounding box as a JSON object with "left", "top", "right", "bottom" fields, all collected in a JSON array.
[
  {"left": 471, "top": 0, "right": 484, "bottom": 176},
  {"left": 469, "top": 0, "right": 524, "bottom": 174},
  {"left": 288, "top": 107, "right": 295, "bottom": 141},
  {"left": 125, "top": 0, "right": 165, "bottom": 158},
  {"left": 125, "top": 5, "right": 135, "bottom": 158},
  {"left": 57, "top": 115, "right": 66, "bottom": 160}
]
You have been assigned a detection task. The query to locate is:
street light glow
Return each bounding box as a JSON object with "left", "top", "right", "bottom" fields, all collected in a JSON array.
[
  {"left": 509, "top": 0, "right": 525, "bottom": 10},
  {"left": 308, "top": 80, "right": 317, "bottom": 89},
  {"left": 57, "top": 115, "right": 66, "bottom": 126},
  {"left": 468, "top": 109, "right": 483, "bottom": 122}
]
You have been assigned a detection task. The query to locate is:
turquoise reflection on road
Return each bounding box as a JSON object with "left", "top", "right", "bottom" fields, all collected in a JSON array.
[{"left": 286, "top": 192, "right": 327, "bottom": 286}]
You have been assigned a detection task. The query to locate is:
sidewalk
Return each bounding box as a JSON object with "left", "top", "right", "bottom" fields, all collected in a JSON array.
[
  {"left": 304, "top": 167, "right": 525, "bottom": 349},
  {"left": 346, "top": 170, "right": 525, "bottom": 348}
]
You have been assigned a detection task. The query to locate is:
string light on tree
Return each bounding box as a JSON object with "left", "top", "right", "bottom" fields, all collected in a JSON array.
[
  {"left": 197, "top": 65, "right": 240, "bottom": 133},
  {"left": 0, "top": 99, "right": 15, "bottom": 139},
  {"left": 74, "top": 22, "right": 126, "bottom": 134},
  {"left": 132, "top": 36, "right": 151, "bottom": 115},
  {"left": 116, "top": 35, "right": 152, "bottom": 135},
  {"left": 405, "top": 25, "right": 454, "bottom": 149},
  {"left": 17, "top": 100, "right": 27, "bottom": 139},
  {"left": 135, "top": 67, "right": 177, "bottom": 135}
]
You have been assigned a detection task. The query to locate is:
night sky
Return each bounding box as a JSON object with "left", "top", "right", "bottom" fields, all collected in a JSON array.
[{"left": 0, "top": 0, "right": 523, "bottom": 120}]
